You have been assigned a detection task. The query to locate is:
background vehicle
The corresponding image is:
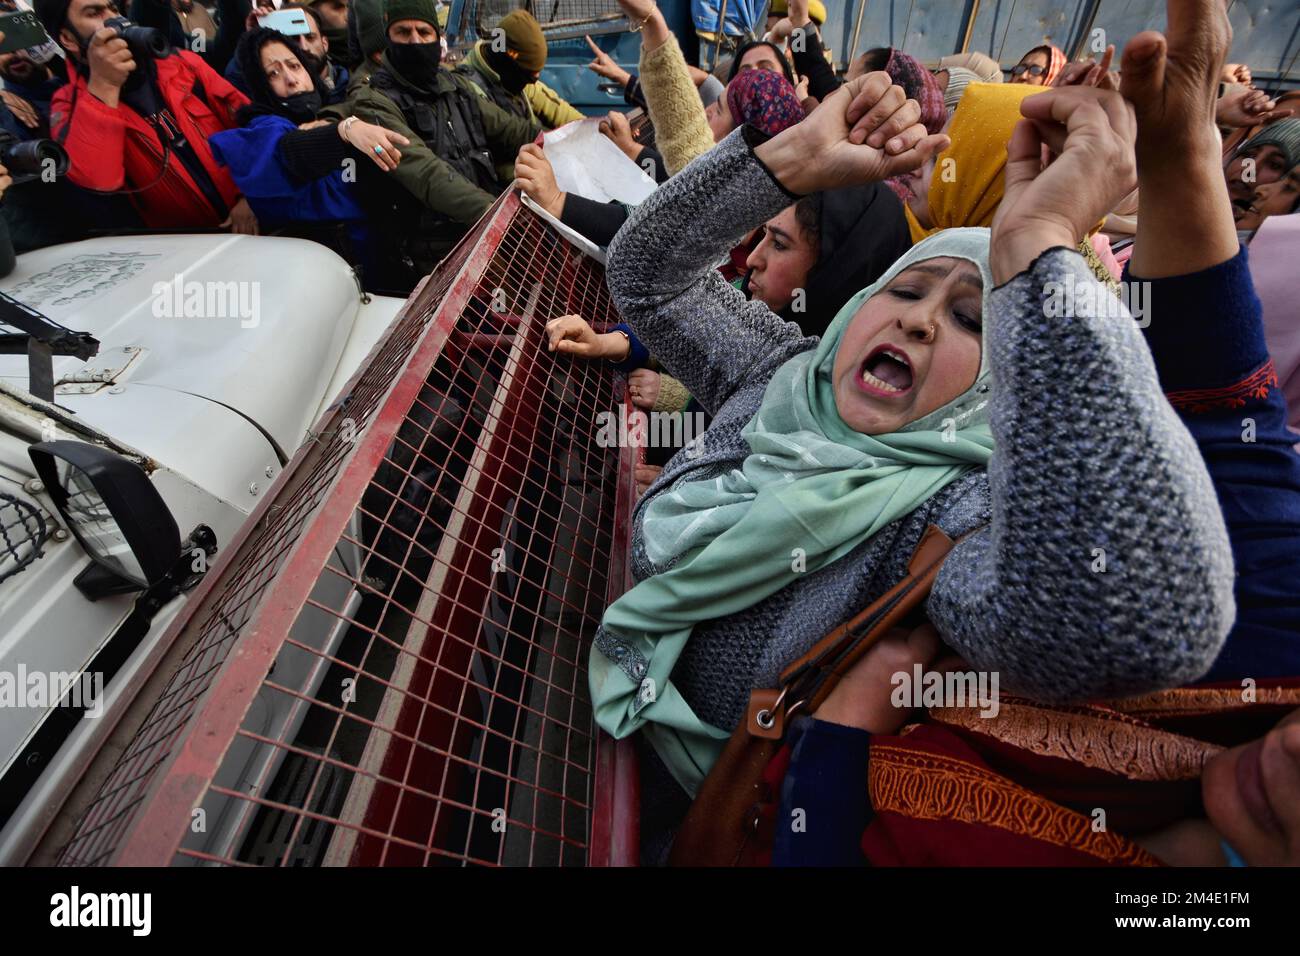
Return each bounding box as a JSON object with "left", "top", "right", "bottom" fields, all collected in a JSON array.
[{"left": 446, "top": 0, "right": 699, "bottom": 114}]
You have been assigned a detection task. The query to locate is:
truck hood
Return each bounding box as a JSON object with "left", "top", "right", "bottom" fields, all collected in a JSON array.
[{"left": 0, "top": 234, "right": 362, "bottom": 458}]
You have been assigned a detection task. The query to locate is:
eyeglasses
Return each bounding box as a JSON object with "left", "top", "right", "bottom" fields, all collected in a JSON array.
[{"left": 1009, "top": 64, "right": 1046, "bottom": 77}]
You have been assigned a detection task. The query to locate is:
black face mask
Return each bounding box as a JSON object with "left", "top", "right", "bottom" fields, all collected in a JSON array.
[
  {"left": 277, "top": 89, "right": 323, "bottom": 123},
  {"left": 487, "top": 48, "right": 533, "bottom": 95},
  {"left": 387, "top": 39, "right": 441, "bottom": 90}
]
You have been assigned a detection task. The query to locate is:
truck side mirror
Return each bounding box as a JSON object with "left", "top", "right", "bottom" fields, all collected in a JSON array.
[{"left": 28, "top": 441, "right": 181, "bottom": 589}]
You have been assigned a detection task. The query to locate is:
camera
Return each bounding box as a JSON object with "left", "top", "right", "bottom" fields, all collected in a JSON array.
[
  {"left": 0, "top": 130, "right": 70, "bottom": 186},
  {"left": 103, "top": 16, "right": 172, "bottom": 60}
]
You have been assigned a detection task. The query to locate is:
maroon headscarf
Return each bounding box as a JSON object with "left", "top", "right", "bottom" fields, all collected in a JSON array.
[
  {"left": 884, "top": 48, "right": 947, "bottom": 135},
  {"left": 725, "top": 69, "right": 805, "bottom": 137}
]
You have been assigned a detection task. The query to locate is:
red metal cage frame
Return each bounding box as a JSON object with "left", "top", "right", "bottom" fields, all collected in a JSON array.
[{"left": 47, "top": 191, "right": 641, "bottom": 867}]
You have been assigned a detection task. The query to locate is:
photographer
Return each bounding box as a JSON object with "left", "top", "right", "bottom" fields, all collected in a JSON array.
[
  {"left": 0, "top": 96, "right": 95, "bottom": 251},
  {"left": 36, "top": 0, "right": 258, "bottom": 232}
]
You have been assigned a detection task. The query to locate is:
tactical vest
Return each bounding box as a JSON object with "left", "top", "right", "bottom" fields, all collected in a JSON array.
[
  {"left": 369, "top": 68, "right": 500, "bottom": 196},
  {"left": 454, "top": 62, "right": 531, "bottom": 124}
]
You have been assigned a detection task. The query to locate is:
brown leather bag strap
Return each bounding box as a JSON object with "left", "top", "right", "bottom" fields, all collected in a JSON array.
[
  {"left": 743, "top": 524, "right": 957, "bottom": 741},
  {"left": 670, "top": 523, "right": 976, "bottom": 867}
]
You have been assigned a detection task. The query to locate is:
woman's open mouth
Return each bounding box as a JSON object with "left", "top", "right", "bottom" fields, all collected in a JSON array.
[{"left": 857, "top": 345, "right": 915, "bottom": 398}]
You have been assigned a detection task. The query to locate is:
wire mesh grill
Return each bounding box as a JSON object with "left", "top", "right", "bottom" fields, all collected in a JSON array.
[
  {"left": 54, "top": 192, "right": 637, "bottom": 867},
  {"left": 0, "top": 491, "right": 47, "bottom": 585},
  {"left": 458, "top": 0, "right": 628, "bottom": 39}
]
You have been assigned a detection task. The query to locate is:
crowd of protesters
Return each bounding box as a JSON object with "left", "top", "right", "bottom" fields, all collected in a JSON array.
[
  {"left": 2, "top": 0, "right": 1299, "bottom": 867},
  {"left": 4, "top": 0, "right": 570, "bottom": 289},
  {"left": 538, "top": 0, "right": 1300, "bottom": 868}
]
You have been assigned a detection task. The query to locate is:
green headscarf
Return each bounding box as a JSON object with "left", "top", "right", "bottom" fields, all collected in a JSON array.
[{"left": 590, "top": 228, "right": 997, "bottom": 795}]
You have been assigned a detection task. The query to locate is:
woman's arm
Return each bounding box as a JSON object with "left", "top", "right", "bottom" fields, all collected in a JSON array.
[
  {"left": 771, "top": 718, "right": 870, "bottom": 867},
  {"left": 607, "top": 74, "right": 941, "bottom": 414},
  {"left": 605, "top": 127, "right": 808, "bottom": 412},
  {"left": 1110, "top": 2, "right": 1300, "bottom": 679},
  {"left": 560, "top": 194, "right": 630, "bottom": 247},
  {"left": 929, "top": 81, "right": 1234, "bottom": 702},
  {"left": 277, "top": 122, "right": 352, "bottom": 180},
  {"left": 613, "top": 0, "right": 715, "bottom": 176},
  {"left": 787, "top": 0, "right": 841, "bottom": 103},
  {"left": 635, "top": 145, "right": 669, "bottom": 183},
  {"left": 1133, "top": 259, "right": 1300, "bottom": 681},
  {"left": 928, "top": 246, "right": 1235, "bottom": 701}
]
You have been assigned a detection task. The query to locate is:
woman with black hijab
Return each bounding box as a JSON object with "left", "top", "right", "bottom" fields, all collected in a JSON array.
[
  {"left": 208, "top": 27, "right": 407, "bottom": 256},
  {"left": 741, "top": 182, "right": 912, "bottom": 336}
]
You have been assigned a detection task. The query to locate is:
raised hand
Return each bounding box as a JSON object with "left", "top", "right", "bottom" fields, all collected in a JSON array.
[
  {"left": 585, "top": 35, "right": 631, "bottom": 87},
  {"left": 1120, "top": 0, "right": 1231, "bottom": 168},
  {"left": 1052, "top": 44, "right": 1119, "bottom": 91},
  {"left": 1120, "top": 0, "right": 1239, "bottom": 277},
  {"left": 990, "top": 86, "right": 1137, "bottom": 284},
  {"left": 611, "top": 0, "right": 668, "bottom": 46},
  {"left": 767, "top": 17, "right": 794, "bottom": 43},
  {"left": 753, "top": 72, "right": 949, "bottom": 195},
  {"left": 1216, "top": 84, "right": 1293, "bottom": 129}
]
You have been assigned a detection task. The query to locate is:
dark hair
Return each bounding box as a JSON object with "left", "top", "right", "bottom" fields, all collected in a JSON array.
[
  {"left": 858, "top": 47, "right": 891, "bottom": 74},
  {"left": 793, "top": 195, "right": 821, "bottom": 251},
  {"left": 1021, "top": 45, "right": 1052, "bottom": 63},
  {"left": 234, "top": 27, "right": 323, "bottom": 123},
  {"left": 726, "top": 40, "right": 794, "bottom": 86}
]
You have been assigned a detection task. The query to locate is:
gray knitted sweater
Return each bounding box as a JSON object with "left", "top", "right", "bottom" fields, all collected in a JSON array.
[{"left": 601, "top": 128, "right": 1236, "bottom": 746}]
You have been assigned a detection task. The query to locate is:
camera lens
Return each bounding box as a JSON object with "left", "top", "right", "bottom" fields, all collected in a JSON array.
[
  {"left": 136, "top": 26, "right": 171, "bottom": 58},
  {"left": 1, "top": 139, "right": 70, "bottom": 183}
]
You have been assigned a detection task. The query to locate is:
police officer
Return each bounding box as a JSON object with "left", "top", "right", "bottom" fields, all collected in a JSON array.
[{"left": 336, "top": 0, "right": 538, "bottom": 291}]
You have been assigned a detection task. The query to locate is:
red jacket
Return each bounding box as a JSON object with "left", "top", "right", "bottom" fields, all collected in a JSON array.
[{"left": 50, "top": 51, "right": 249, "bottom": 229}]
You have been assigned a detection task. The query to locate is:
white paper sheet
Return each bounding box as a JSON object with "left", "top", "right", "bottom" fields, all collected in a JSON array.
[
  {"left": 541, "top": 118, "right": 658, "bottom": 206},
  {"left": 519, "top": 192, "right": 607, "bottom": 265}
]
